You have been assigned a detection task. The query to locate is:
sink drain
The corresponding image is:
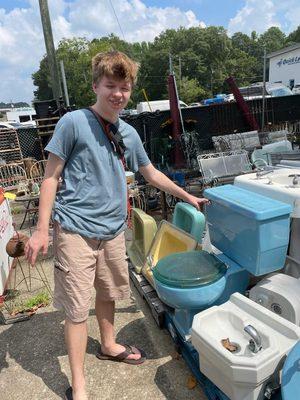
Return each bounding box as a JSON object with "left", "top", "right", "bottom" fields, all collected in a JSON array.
[{"left": 230, "top": 342, "right": 241, "bottom": 354}]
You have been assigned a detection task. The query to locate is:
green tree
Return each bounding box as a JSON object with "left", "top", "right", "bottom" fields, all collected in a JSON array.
[
  {"left": 287, "top": 26, "right": 300, "bottom": 44},
  {"left": 179, "top": 77, "right": 209, "bottom": 103},
  {"left": 258, "top": 27, "right": 286, "bottom": 53},
  {"left": 32, "top": 56, "right": 53, "bottom": 100},
  {"left": 32, "top": 25, "right": 291, "bottom": 108},
  {"left": 231, "top": 32, "right": 260, "bottom": 58},
  {"left": 32, "top": 36, "right": 136, "bottom": 107}
]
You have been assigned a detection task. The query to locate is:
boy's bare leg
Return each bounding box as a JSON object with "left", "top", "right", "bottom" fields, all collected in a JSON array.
[
  {"left": 65, "top": 319, "right": 88, "bottom": 400},
  {"left": 95, "top": 294, "right": 141, "bottom": 360}
]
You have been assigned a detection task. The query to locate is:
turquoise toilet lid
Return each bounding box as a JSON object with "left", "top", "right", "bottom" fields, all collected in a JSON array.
[
  {"left": 153, "top": 250, "right": 227, "bottom": 288},
  {"left": 281, "top": 341, "right": 300, "bottom": 400}
]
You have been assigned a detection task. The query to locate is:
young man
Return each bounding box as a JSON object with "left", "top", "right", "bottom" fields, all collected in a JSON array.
[{"left": 25, "top": 51, "right": 208, "bottom": 400}]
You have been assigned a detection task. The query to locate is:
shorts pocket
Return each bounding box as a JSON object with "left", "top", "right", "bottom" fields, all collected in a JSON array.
[{"left": 54, "top": 258, "right": 70, "bottom": 274}]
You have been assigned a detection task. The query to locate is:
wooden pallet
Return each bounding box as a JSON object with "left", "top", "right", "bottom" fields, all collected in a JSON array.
[
  {"left": 36, "top": 116, "right": 59, "bottom": 136},
  {"left": 0, "top": 127, "right": 24, "bottom": 163},
  {"left": 128, "top": 261, "right": 166, "bottom": 328},
  {"left": 35, "top": 116, "right": 60, "bottom": 158}
]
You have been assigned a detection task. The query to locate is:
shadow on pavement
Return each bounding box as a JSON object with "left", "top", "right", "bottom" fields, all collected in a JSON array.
[{"left": 0, "top": 310, "right": 95, "bottom": 398}]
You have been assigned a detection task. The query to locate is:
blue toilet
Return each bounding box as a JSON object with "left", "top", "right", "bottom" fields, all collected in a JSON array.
[{"left": 153, "top": 185, "right": 292, "bottom": 340}]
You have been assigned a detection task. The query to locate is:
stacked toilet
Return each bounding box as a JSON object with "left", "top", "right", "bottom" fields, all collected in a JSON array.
[
  {"left": 234, "top": 168, "right": 300, "bottom": 325},
  {"left": 150, "top": 184, "right": 300, "bottom": 400}
]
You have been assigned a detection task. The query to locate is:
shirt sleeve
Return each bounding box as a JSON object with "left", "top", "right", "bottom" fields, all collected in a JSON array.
[
  {"left": 125, "top": 129, "right": 151, "bottom": 173},
  {"left": 45, "top": 113, "right": 77, "bottom": 161}
]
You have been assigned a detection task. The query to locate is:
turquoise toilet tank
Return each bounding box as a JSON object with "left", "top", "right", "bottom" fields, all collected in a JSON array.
[{"left": 204, "top": 185, "right": 292, "bottom": 276}]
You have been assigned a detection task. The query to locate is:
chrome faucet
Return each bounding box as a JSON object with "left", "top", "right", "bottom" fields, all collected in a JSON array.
[
  {"left": 256, "top": 168, "right": 274, "bottom": 179},
  {"left": 244, "top": 324, "right": 262, "bottom": 353},
  {"left": 288, "top": 174, "right": 300, "bottom": 186}
]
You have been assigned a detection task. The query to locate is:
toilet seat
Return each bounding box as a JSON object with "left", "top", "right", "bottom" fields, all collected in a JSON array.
[{"left": 153, "top": 250, "right": 227, "bottom": 288}]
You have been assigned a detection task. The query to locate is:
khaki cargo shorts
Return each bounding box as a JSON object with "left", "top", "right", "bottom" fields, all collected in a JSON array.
[{"left": 53, "top": 223, "right": 130, "bottom": 323}]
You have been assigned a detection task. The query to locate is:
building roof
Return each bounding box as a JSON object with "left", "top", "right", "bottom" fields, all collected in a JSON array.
[{"left": 267, "top": 43, "right": 300, "bottom": 59}]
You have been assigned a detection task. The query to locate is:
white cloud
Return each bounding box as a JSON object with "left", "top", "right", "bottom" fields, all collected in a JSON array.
[
  {"left": 3, "top": 0, "right": 300, "bottom": 104},
  {"left": 0, "top": 5, "right": 45, "bottom": 103},
  {"left": 283, "top": 2, "right": 300, "bottom": 32},
  {"left": 66, "top": 0, "right": 203, "bottom": 42},
  {"left": 228, "top": 0, "right": 300, "bottom": 36},
  {"left": 228, "top": 0, "right": 279, "bottom": 36},
  {"left": 0, "top": 0, "right": 204, "bottom": 103}
]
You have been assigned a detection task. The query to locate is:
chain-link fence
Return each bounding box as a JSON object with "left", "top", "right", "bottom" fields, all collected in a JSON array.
[
  {"left": 17, "top": 128, "right": 44, "bottom": 160},
  {"left": 122, "top": 95, "right": 300, "bottom": 168}
]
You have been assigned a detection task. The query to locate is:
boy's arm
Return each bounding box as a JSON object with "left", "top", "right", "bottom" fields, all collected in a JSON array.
[
  {"left": 25, "top": 153, "right": 65, "bottom": 265},
  {"left": 139, "top": 163, "right": 208, "bottom": 210}
]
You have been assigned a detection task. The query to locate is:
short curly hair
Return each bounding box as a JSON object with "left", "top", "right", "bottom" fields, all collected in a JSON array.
[{"left": 92, "top": 51, "right": 139, "bottom": 85}]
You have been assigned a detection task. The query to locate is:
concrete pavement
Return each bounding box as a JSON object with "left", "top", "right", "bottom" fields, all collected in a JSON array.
[{"left": 0, "top": 215, "right": 207, "bottom": 400}]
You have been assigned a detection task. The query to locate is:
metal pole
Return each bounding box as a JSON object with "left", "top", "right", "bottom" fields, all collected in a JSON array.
[
  {"left": 169, "top": 53, "right": 173, "bottom": 74},
  {"left": 173, "top": 74, "right": 189, "bottom": 167},
  {"left": 38, "top": 0, "right": 62, "bottom": 103},
  {"left": 262, "top": 47, "right": 267, "bottom": 131},
  {"left": 173, "top": 76, "right": 185, "bottom": 135},
  {"left": 142, "top": 88, "right": 152, "bottom": 112},
  {"left": 60, "top": 60, "right": 70, "bottom": 107},
  {"left": 178, "top": 57, "right": 182, "bottom": 97}
]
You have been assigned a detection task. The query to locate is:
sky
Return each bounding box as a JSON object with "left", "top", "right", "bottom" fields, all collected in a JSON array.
[{"left": 0, "top": 0, "right": 299, "bottom": 104}]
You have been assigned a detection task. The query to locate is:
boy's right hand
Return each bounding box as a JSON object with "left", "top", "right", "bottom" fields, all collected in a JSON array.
[{"left": 25, "top": 229, "right": 49, "bottom": 266}]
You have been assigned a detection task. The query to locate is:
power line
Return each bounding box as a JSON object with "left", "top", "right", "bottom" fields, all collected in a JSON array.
[
  {"left": 108, "top": 0, "right": 126, "bottom": 41},
  {"left": 139, "top": 75, "right": 264, "bottom": 82}
]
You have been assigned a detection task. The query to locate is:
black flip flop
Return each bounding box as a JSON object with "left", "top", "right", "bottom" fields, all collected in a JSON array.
[
  {"left": 96, "top": 344, "right": 146, "bottom": 365},
  {"left": 65, "top": 387, "right": 73, "bottom": 400}
]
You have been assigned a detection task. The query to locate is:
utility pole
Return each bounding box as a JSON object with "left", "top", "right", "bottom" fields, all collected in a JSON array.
[
  {"left": 178, "top": 57, "right": 182, "bottom": 97},
  {"left": 60, "top": 60, "right": 70, "bottom": 107},
  {"left": 262, "top": 46, "right": 267, "bottom": 131},
  {"left": 169, "top": 53, "right": 173, "bottom": 74},
  {"left": 38, "top": 0, "right": 62, "bottom": 103}
]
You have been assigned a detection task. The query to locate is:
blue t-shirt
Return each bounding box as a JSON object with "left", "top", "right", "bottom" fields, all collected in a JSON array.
[{"left": 45, "top": 109, "right": 150, "bottom": 239}]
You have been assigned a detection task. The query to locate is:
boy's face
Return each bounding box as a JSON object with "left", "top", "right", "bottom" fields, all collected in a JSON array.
[{"left": 93, "top": 75, "right": 132, "bottom": 117}]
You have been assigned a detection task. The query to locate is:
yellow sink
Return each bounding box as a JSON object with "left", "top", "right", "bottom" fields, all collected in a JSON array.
[
  {"left": 126, "top": 208, "right": 157, "bottom": 273},
  {"left": 142, "top": 220, "right": 198, "bottom": 286}
]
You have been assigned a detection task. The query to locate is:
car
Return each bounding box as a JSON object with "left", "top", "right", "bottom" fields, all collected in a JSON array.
[
  {"left": 267, "top": 86, "right": 293, "bottom": 97},
  {"left": 119, "top": 109, "right": 138, "bottom": 117},
  {"left": 20, "top": 120, "right": 37, "bottom": 128},
  {"left": 0, "top": 121, "right": 36, "bottom": 129},
  {"left": 136, "top": 100, "right": 188, "bottom": 113},
  {"left": 224, "top": 94, "right": 235, "bottom": 102},
  {"left": 0, "top": 121, "right": 23, "bottom": 129},
  {"left": 292, "top": 84, "right": 300, "bottom": 95},
  {"left": 189, "top": 102, "right": 202, "bottom": 107},
  {"left": 202, "top": 95, "right": 227, "bottom": 106}
]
